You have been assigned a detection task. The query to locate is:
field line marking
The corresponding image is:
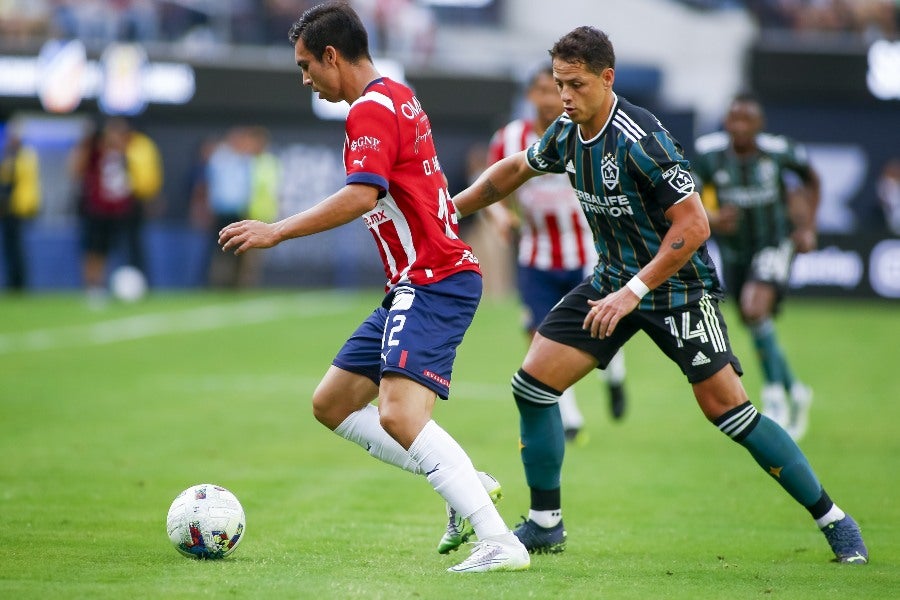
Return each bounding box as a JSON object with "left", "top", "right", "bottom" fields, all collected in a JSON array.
[{"left": 0, "top": 296, "right": 355, "bottom": 355}]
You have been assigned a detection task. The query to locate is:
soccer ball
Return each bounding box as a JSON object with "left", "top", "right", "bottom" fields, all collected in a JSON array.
[
  {"left": 109, "top": 265, "right": 147, "bottom": 303},
  {"left": 166, "top": 484, "right": 246, "bottom": 559}
]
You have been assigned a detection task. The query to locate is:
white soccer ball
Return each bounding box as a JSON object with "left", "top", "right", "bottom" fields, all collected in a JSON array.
[
  {"left": 166, "top": 483, "right": 246, "bottom": 559},
  {"left": 110, "top": 265, "right": 147, "bottom": 303}
]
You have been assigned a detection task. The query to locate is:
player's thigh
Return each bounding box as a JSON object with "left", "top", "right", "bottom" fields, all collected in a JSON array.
[
  {"left": 739, "top": 280, "right": 778, "bottom": 321},
  {"left": 531, "top": 278, "right": 638, "bottom": 390},
  {"left": 380, "top": 271, "right": 481, "bottom": 400},
  {"left": 742, "top": 241, "right": 794, "bottom": 318},
  {"left": 521, "top": 334, "right": 598, "bottom": 391},
  {"left": 312, "top": 365, "right": 379, "bottom": 429}
]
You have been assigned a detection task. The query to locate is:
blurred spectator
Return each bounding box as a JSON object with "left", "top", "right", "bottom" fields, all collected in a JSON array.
[
  {"left": 69, "top": 118, "right": 161, "bottom": 304},
  {"left": 877, "top": 158, "right": 900, "bottom": 235},
  {"left": 746, "top": 0, "right": 898, "bottom": 40},
  {"left": 0, "top": 0, "right": 51, "bottom": 47},
  {"left": 0, "top": 123, "right": 41, "bottom": 292},
  {"left": 205, "top": 126, "right": 279, "bottom": 289}
]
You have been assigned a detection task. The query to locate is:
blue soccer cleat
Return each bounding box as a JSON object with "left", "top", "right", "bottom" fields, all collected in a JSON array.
[
  {"left": 821, "top": 515, "right": 868, "bottom": 564},
  {"left": 513, "top": 518, "right": 567, "bottom": 554}
]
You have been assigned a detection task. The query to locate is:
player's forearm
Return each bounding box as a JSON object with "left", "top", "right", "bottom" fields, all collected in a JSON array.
[
  {"left": 274, "top": 185, "right": 377, "bottom": 241},
  {"left": 453, "top": 154, "right": 530, "bottom": 217},
  {"left": 636, "top": 195, "right": 710, "bottom": 291}
]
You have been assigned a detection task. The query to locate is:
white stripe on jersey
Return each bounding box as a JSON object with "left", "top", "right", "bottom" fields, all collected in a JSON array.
[
  {"left": 352, "top": 90, "right": 395, "bottom": 114},
  {"left": 502, "top": 119, "right": 526, "bottom": 157},
  {"left": 613, "top": 113, "right": 646, "bottom": 143},
  {"left": 492, "top": 118, "right": 596, "bottom": 271},
  {"left": 380, "top": 193, "right": 417, "bottom": 283}
]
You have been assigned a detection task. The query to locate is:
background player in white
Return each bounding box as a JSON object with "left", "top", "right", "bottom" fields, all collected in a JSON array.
[
  {"left": 484, "top": 63, "right": 628, "bottom": 439},
  {"left": 218, "top": 1, "right": 528, "bottom": 573}
]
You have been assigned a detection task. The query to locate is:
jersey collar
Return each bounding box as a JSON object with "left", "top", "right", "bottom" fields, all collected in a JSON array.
[{"left": 578, "top": 92, "right": 618, "bottom": 146}]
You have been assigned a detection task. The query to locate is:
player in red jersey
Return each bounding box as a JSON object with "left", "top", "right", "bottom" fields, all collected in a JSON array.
[
  {"left": 485, "top": 64, "right": 628, "bottom": 438},
  {"left": 218, "top": 2, "right": 528, "bottom": 573}
]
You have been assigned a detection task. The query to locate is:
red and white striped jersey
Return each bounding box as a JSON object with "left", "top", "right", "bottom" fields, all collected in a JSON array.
[
  {"left": 488, "top": 118, "right": 596, "bottom": 271},
  {"left": 345, "top": 78, "right": 480, "bottom": 290}
]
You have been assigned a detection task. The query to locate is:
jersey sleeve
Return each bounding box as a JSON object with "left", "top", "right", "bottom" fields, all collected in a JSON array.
[
  {"left": 486, "top": 128, "right": 505, "bottom": 167},
  {"left": 627, "top": 130, "right": 696, "bottom": 211},
  {"left": 782, "top": 138, "right": 817, "bottom": 184},
  {"left": 345, "top": 98, "right": 398, "bottom": 195},
  {"left": 525, "top": 117, "right": 567, "bottom": 174}
]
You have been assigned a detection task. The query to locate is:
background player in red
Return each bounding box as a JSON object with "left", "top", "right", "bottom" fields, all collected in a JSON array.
[
  {"left": 484, "top": 63, "right": 628, "bottom": 439},
  {"left": 218, "top": 1, "right": 529, "bottom": 573}
]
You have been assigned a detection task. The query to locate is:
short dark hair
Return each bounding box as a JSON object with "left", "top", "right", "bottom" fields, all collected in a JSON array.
[
  {"left": 731, "top": 90, "right": 762, "bottom": 107},
  {"left": 287, "top": 2, "right": 372, "bottom": 63},
  {"left": 549, "top": 26, "right": 615, "bottom": 74},
  {"left": 526, "top": 62, "right": 554, "bottom": 88}
]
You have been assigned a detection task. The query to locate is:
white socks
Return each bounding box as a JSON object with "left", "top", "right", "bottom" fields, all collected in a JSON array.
[
  {"left": 815, "top": 503, "right": 846, "bottom": 529},
  {"left": 557, "top": 387, "right": 584, "bottom": 431},
  {"left": 409, "top": 420, "right": 508, "bottom": 539},
  {"left": 333, "top": 404, "right": 423, "bottom": 474},
  {"left": 528, "top": 509, "right": 562, "bottom": 528},
  {"left": 601, "top": 349, "right": 627, "bottom": 384}
]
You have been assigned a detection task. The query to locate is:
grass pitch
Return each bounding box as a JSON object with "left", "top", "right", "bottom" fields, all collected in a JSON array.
[{"left": 0, "top": 290, "right": 897, "bottom": 599}]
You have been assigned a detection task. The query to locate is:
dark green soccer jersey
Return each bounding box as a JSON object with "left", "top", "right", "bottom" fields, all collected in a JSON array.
[
  {"left": 525, "top": 94, "right": 721, "bottom": 310},
  {"left": 692, "top": 130, "right": 815, "bottom": 267}
]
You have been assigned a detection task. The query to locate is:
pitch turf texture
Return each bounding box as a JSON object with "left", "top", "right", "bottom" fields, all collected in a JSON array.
[{"left": 1, "top": 290, "right": 897, "bottom": 599}]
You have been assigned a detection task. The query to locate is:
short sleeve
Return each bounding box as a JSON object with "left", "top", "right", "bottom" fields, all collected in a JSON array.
[
  {"left": 628, "top": 131, "right": 696, "bottom": 210},
  {"left": 525, "top": 118, "right": 567, "bottom": 174},
  {"left": 345, "top": 98, "right": 398, "bottom": 193}
]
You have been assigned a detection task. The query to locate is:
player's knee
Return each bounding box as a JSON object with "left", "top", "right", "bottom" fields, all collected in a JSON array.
[{"left": 311, "top": 389, "right": 344, "bottom": 430}]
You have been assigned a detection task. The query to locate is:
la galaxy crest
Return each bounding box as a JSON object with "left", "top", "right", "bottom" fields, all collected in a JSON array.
[
  {"left": 601, "top": 153, "right": 619, "bottom": 190},
  {"left": 662, "top": 165, "right": 695, "bottom": 195}
]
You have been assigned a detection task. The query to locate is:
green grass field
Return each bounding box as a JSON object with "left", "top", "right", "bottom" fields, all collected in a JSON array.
[{"left": 1, "top": 290, "right": 897, "bottom": 599}]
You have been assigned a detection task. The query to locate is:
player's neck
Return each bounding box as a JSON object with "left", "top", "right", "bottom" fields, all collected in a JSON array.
[
  {"left": 345, "top": 62, "right": 382, "bottom": 104},
  {"left": 578, "top": 92, "right": 615, "bottom": 140}
]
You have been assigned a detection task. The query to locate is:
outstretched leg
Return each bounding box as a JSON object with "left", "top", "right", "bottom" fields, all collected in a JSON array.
[{"left": 695, "top": 365, "right": 867, "bottom": 564}]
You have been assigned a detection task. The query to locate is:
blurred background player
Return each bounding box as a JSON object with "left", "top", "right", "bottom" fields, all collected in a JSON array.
[
  {"left": 218, "top": 2, "right": 529, "bottom": 574},
  {"left": 693, "top": 92, "right": 819, "bottom": 441},
  {"left": 0, "top": 122, "right": 40, "bottom": 292},
  {"left": 69, "top": 117, "right": 161, "bottom": 305},
  {"left": 483, "top": 63, "right": 628, "bottom": 440}
]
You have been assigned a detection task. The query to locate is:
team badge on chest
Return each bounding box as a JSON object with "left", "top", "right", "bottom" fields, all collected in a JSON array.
[{"left": 601, "top": 153, "right": 619, "bottom": 190}]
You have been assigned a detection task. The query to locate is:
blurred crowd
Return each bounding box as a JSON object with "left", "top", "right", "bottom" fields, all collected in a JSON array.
[
  {"left": 0, "top": 0, "right": 437, "bottom": 64},
  {"left": 744, "top": 0, "right": 899, "bottom": 39},
  {"left": 2, "top": 1, "right": 898, "bottom": 55}
]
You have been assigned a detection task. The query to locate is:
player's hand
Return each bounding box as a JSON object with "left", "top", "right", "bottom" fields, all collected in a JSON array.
[
  {"left": 792, "top": 226, "right": 817, "bottom": 253},
  {"left": 218, "top": 220, "right": 279, "bottom": 255},
  {"left": 583, "top": 287, "right": 640, "bottom": 339},
  {"left": 483, "top": 203, "right": 519, "bottom": 243}
]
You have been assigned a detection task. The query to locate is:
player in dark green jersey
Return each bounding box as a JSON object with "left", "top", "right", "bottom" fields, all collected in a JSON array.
[
  {"left": 693, "top": 93, "right": 819, "bottom": 441},
  {"left": 451, "top": 26, "right": 867, "bottom": 564}
]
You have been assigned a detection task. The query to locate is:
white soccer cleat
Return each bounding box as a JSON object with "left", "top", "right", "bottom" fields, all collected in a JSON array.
[
  {"left": 447, "top": 533, "right": 530, "bottom": 573},
  {"left": 786, "top": 382, "right": 814, "bottom": 441}
]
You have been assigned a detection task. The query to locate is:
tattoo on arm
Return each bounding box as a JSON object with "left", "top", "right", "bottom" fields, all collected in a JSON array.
[
  {"left": 481, "top": 179, "right": 503, "bottom": 205},
  {"left": 671, "top": 237, "right": 685, "bottom": 250}
]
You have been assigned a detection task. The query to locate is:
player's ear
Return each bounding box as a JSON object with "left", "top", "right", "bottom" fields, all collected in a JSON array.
[
  {"left": 602, "top": 67, "right": 615, "bottom": 90},
  {"left": 323, "top": 45, "right": 338, "bottom": 66}
]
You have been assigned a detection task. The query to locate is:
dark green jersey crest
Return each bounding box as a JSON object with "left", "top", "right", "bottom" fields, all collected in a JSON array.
[
  {"left": 526, "top": 94, "right": 721, "bottom": 310},
  {"left": 693, "top": 131, "right": 815, "bottom": 266}
]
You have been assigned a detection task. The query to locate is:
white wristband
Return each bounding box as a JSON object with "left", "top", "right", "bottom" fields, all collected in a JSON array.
[
  {"left": 626, "top": 275, "right": 650, "bottom": 299},
  {"left": 451, "top": 200, "right": 462, "bottom": 220}
]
